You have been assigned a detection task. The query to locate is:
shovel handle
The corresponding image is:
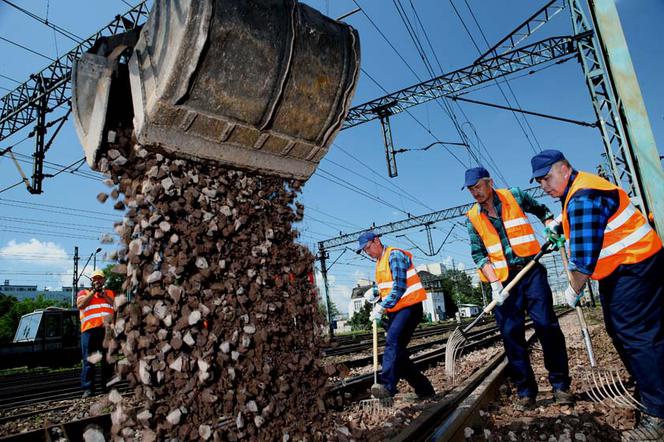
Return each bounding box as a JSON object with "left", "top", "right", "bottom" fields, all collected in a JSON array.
[
  {"left": 372, "top": 319, "right": 378, "bottom": 384},
  {"left": 463, "top": 241, "right": 553, "bottom": 333}
]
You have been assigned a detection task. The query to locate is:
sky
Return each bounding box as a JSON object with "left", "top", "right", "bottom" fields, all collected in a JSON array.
[{"left": 0, "top": 0, "right": 662, "bottom": 312}]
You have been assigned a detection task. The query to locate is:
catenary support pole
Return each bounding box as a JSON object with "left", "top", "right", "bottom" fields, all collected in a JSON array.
[{"left": 72, "top": 246, "right": 79, "bottom": 308}]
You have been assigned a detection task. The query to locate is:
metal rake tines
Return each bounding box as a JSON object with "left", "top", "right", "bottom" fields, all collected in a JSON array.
[
  {"left": 444, "top": 327, "right": 467, "bottom": 380},
  {"left": 359, "top": 397, "right": 394, "bottom": 415},
  {"left": 582, "top": 368, "right": 644, "bottom": 410}
]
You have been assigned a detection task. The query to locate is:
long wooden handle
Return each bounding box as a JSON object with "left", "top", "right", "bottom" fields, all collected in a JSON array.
[
  {"left": 372, "top": 319, "right": 378, "bottom": 384},
  {"left": 559, "top": 245, "right": 597, "bottom": 367}
]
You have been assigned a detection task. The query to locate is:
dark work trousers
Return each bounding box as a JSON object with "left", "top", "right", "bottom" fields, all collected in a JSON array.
[
  {"left": 493, "top": 263, "right": 570, "bottom": 399},
  {"left": 381, "top": 302, "right": 435, "bottom": 397},
  {"left": 80, "top": 326, "right": 111, "bottom": 393},
  {"left": 598, "top": 248, "right": 664, "bottom": 418}
]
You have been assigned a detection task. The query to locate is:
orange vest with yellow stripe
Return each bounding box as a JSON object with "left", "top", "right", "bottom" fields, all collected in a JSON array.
[
  {"left": 78, "top": 289, "right": 115, "bottom": 332},
  {"left": 562, "top": 171, "right": 662, "bottom": 280},
  {"left": 375, "top": 247, "right": 427, "bottom": 313},
  {"left": 467, "top": 189, "right": 540, "bottom": 282}
]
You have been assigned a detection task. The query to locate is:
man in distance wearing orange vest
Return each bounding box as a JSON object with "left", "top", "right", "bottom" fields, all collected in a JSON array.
[
  {"left": 77, "top": 269, "right": 115, "bottom": 398},
  {"left": 357, "top": 231, "right": 436, "bottom": 400},
  {"left": 464, "top": 166, "right": 572, "bottom": 410},
  {"left": 531, "top": 150, "right": 664, "bottom": 440}
]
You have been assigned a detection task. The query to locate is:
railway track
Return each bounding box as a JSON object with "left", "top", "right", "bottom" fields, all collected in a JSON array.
[{"left": 0, "top": 310, "right": 571, "bottom": 441}]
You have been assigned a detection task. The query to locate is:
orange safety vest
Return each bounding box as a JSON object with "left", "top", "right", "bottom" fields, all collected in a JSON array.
[
  {"left": 467, "top": 189, "right": 540, "bottom": 282},
  {"left": 375, "top": 247, "right": 427, "bottom": 313},
  {"left": 78, "top": 289, "right": 115, "bottom": 332},
  {"left": 562, "top": 171, "right": 662, "bottom": 280}
]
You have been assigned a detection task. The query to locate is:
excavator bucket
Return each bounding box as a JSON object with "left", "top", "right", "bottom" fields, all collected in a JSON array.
[{"left": 72, "top": 0, "right": 360, "bottom": 180}]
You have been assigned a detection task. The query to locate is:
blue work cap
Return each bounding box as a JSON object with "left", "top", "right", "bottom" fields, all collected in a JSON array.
[
  {"left": 530, "top": 149, "right": 566, "bottom": 182},
  {"left": 462, "top": 167, "right": 490, "bottom": 189},
  {"left": 356, "top": 231, "right": 378, "bottom": 253}
]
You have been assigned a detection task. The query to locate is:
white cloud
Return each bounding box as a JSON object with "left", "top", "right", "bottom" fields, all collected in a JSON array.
[
  {"left": 441, "top": 255, "right": 466, "bottom": 271},
  {"left": 314, "top": 271, "right": 355, "bottom": 315},
  {"left": 0, "top": 239, "right": 71, "bottom": 288}
]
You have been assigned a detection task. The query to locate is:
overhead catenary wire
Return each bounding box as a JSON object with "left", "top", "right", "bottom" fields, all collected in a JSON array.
[
  {"left": 0, "top": 36, "right": 55, "bottom": 61},
  {"left": 0, "top": 0, "right": 83, "bottom": 43},
  {"left": 449, "top": 0, "right": 541, "bottom": 154}
]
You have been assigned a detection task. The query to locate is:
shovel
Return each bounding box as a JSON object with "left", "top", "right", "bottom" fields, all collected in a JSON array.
[
  {"left": 558, "top": 244, "right": 644, "bottom": 410},
  {"left": 445, "top": 240, "right": 555, "bottom": 380},
  {"left": 359, "top": 319, "right": 393, "bottom": 413}
]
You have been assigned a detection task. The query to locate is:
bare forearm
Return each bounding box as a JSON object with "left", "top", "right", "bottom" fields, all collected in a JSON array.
[
  {"left": 481, "top": 263, "right": 499, "bottom": 283},
  {"left": 76, "top": 291, "right": 95, "bottom": 309},
  {"left": 568, "top": 270, "right": 590, "bottom": 293}
]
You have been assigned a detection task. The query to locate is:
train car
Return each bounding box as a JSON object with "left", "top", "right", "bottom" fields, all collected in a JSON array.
[{"left": 0, "top": 307, "right": 81, "bottom": 369}]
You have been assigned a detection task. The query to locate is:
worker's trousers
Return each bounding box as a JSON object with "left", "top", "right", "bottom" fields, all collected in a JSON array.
[
  {"left": 599, "top": 248, "right": 664, "bottom": 418},
  {"left": 493, "top": 263, "right": 570, "bottom": 399},
  {"left": 381, "top": 302, "right": 435, "bottom": 397},
  {"left": 80, "top": 326, "right": 111, "bottom": 393}
]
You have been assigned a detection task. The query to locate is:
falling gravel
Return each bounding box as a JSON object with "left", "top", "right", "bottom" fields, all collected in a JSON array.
[{"left": 97, "top": 132, "right": 336, "bottom": 440}]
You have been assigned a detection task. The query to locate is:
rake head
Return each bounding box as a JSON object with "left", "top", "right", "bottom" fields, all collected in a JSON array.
[
  {"left": 445, "top": 326, "right": 469, "bottom": 381},
  {"left": 359, "top": 397, "right": 394, "bottom": 415},
  {"left": 582, "top": 367, "right": 644, "bottom": 410}
]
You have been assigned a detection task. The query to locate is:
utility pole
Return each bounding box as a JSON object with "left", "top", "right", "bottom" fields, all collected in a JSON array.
[
  {"left": 587, "top": 0, "right": 664, "bottom": 233},
  {"left": 317, "top": 244, "right": 334, "bottom": 337},
  {"left": 72, "top": 246, "right": 79, "bottom": 308}
]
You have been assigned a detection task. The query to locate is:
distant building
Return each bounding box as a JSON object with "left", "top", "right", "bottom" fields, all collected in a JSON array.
[
  {"left": 0, "top": 280, "right": 38, "bottom": 300},
  {"left": 0, "top": 280, "right": 82, "bottom": 305},
  {"left": 458, "top": 304, "right": 481, "bottom": 318},
  {"left": 347, "top": 270, "right": 448, "bottom": 322}
]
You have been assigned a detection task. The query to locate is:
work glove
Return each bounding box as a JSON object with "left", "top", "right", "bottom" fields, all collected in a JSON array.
[
  {"left": 564, "top": 284, "right": 583, "bottom": 308},
  {"left": 544, "top": 227, "right": 566, "bottom": 251},
  {"left": 490, "top": 280, "right": 506, "bottom": 306},
  {"left": 369, "top": 303, "right": 385, "bottom": 322},
  {"left": 363, "top": 286, "right": 380, "bottom": 305}
]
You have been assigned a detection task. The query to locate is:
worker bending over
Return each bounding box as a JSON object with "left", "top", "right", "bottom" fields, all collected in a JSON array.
[
  {"left": 357, "top": 231, "right": 435, "bottom": 400},
  {"left": 464, "top": 166, "right": 572, "bottom": 410},
  {"left": 531, "top": 149, "right": 664, "bottom": 440}
]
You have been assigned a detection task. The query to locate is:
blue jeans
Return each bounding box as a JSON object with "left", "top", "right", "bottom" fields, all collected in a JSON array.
[
  {"left": 80, "top": 327, "right": 111, "bottom": 392},
  {"left": 381, "top": 303, "right": 434, "bottom": 397},
  {"left": 493, "top": 263, "right": 570, "bottom": 398},
  {"left": 599, "top": 248, "right": 664, "bottom": 418}
]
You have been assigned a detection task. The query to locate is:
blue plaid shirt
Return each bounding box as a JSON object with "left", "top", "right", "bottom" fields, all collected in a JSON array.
[
  {"left": 379, "top": 248, "right": 410, "bottom": 310},
  {"left": 562, "top": 171, "right": 619, "bottom": 275}
]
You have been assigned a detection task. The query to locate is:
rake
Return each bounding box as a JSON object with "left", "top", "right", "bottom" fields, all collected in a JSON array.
[
  {"left": 445, "top": 241, "right": 555, "bottom": 381},
  {"left": 359, "top": 319, "right": 394, "bottom": 414},
  {"left": 558, "top": 244, "right": 644, "bottom": 410}
]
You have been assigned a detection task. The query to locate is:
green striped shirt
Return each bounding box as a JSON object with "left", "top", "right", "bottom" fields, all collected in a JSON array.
[{"left": 466, "top": 187, "right": 553, "bottom": 269}]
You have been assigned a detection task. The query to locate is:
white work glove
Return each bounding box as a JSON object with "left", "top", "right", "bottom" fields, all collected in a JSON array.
[
  {"left": 363, "top": 286, "right": 380, "bottom": 305},
  {"left": 491, "top": 280, "right": 506, "bottom": 306},
  {"left": 369, "top": 303, "right": 385, "bottom": 322},
  {"left": 564, "top": 284, "right": 583, "bottom": 308}
]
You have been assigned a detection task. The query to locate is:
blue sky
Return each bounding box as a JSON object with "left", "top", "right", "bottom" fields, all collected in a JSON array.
[{"left": 0, "top": 1, "right": 662, "bottom": 312}]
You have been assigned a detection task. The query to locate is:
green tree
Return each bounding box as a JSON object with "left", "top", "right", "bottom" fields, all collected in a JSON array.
[
  {"left": 348, "top": 303, "right": 371, "bottom": 331},
  {"left": 0, "top": 294, "right": 63, "bottom": 343},
  {"left": 441, "top": 269, "right": 483, "bottom": 307},
  {"left": 102, "top": 264, "right": 123, "bottom": 292}
]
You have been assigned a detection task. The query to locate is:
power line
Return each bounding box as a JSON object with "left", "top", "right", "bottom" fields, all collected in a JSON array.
[
  {"left": 0, "top": 35, "right": 55, "bottom": 61},
  {"left": 0, "top": 0, "right": 83, "bottom": 43},
  {"left": 449, "top": 0, "right": 541, "bottom": 154},
  {"left": 0, "top": 73, "right": 21, "bottom": 84},
  {"left": 334, "top": 142, "right": 435, "bottom": 212}
]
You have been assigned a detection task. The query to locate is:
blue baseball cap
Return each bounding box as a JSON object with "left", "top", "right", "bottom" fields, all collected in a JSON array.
[
  {"left": 356, "top": 230, "right": 378, "bottom": 253},
  {"left": 462, "top": 167, "right": 490, "bottom": 189},
  {"left": 530, "top": 149, "right": 566, "bottom": 182}
]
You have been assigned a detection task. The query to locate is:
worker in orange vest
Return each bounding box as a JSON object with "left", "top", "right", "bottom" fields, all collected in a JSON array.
[
  {"left": 464, "top": 166, "right": 572, "bottom": 410},
  {"left": 358, "top": 231, "right": 435, "bottom": 400},
  {"left": 531, "top": 150, "right": 664, "bottom": 440},
  {"left": 77, "top": 269, "right": 115, "bottom": 398}
]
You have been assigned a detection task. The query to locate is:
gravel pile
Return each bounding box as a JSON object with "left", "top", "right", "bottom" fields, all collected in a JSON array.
[{"left": 95, "top": 133, "right": 337, "bottom": 440}]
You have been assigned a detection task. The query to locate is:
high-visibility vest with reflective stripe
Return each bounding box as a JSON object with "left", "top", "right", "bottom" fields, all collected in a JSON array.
[
  {"left": 467, "top": 189, "right": 540, "bottom": 282},
  {"left": 78, "top": 289, "right": 115, "bottom": 332},
  {"left": 562, "top": 171, "right": 662, "bottom": 280},
  {"left": 375, "top": 247, "right": 427, "bottom": 313}
]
